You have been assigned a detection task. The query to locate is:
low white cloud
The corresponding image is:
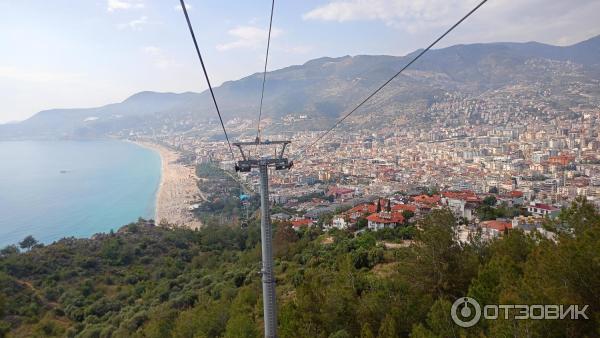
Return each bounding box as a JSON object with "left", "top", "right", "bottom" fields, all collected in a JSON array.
[
  {"left": 0, "top": 66, "right": 85, "bottom": 83},
  {"left": 143, "top": 46, "right": 160, "bottom": 54},
  {"left": 174, "top": 3, "right": 192, "bottom": 11},
  {"left": 107, "top": 0, "right": 145, "bottom": 12},
  {"left": 303, "top": 0, "right": 459, "bottom": 26},
  {"left": 216, "top": 26, "right": 283, "bottom": 51},
  {"left": 142, "top": 46, "right": 180, "bottom": 70},
  {"left": 276, "top": 45, "right": 314, "bottom": 55},
  {"left": 118, "top": 16, "right": 148, "bottom": 30},
  {"left": 302, "top": 0, "right": 600, "bottom": 46}
]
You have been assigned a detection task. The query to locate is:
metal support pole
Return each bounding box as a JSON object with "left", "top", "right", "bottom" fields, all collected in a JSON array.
[
  {"left": 259, "top": 162, "right": 277, "bottom": 338},
  {"left": 234, "top": 140, "right": 291, "bottom": 338}
]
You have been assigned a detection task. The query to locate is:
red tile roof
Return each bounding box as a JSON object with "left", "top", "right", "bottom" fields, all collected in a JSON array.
[
  {"left": 548, "top": 154, "right": 575, "bottom": 166},
  {"left": 532, "top": 203, "right": 558, "bottom": 211},
  {"left": 510, "top": 190, "right": 524, "bottom": 198},
  {"left": 412, "top": 194, "right": 441, "bottom": 205},
  {"left": 291, "top": 218, "right": 312, "bottom": 229},
  {"left": 442, "top": 191, "right": 481, "bottom": 202},
  {"left": 392, "top": 204, "right": 417, "bottom": 213},
  {"left": 348, "top": 203, "right": 377, "bottom": 215},
  {"left": 481, "top": 220, "right": 512, "bottom": 232},
  {"left": 366, "top": 212, "right": 405, "bottom": 224}
]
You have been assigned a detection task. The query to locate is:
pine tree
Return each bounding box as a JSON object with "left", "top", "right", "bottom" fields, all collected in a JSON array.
[
  {"left": 360, "top": 323, "right": 375, "bottom": 338},
  {"left": 18, "top": 235, "right": 38, "bottom": 251},
  {"left": 377, "top": 314, "right": 397, "bottom": 338}
]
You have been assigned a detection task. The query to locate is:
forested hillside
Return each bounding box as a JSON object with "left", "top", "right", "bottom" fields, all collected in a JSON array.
[{"left": 0, "top": 198, "right": 598, "bottom": 337}]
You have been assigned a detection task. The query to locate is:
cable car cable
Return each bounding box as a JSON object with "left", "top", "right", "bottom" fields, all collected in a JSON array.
[
  {"left": 255, "top": 0, "right": 276, "bottom": 144},
  {"left": 291, "top": 0, "right": 489, "bottom": 160},
  {"left": 179, "top": 0, "right": 235, "bottom": 161}
]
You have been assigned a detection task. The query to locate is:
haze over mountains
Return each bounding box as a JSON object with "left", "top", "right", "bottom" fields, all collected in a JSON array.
[{"left": 1, "top": 35, "right": 599, "bottom": 140}]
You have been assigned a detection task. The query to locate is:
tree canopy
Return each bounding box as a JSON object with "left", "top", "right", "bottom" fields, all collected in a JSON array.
[{"left": 0, "top": 198, "right": 598, "bottom": 337}]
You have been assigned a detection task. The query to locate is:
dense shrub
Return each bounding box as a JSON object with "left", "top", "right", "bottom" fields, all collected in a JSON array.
[{"left": 0, "top": 199, "right": 598, "bottom": 337}]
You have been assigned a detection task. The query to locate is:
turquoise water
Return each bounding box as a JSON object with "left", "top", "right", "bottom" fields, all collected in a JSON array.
[{"left": 0, "top": 140, "right": 161, "bottom": 247}]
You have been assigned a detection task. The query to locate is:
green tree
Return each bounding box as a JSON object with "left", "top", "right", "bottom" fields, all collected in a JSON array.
[
  {"left": 274, "top": 224, "right": 299, "bottom": 258},
  {"left": 172, "top": 297, "right": 229, "bottom": 338},
  {"left": 357, "top": 218, "right": 368, "bottom": 229},
  {"left": 410, "top": 324, "right": 435, "bottom": 338},
  {"left": 514, "top": 204, "right": 600, "bottom": 336},
  {"left": 377, "top": 314, "right": 397, "bottom": 338},
  {"left": 0, "top": 293, "right": 4, "bottom": 317},
  {"left": 421, "top": 298, "right": 460, "bottom": 338},
  {"left": 483, "top": 195, "right": 497, "bottom": 206},
  {"left": 142, "top": 307, "right": 178, "bottom": 338},
  {"left": 428, "top": 186, "right": 440, "bottom": 196},
  {"left": 468, "top": 256, "right": 521, "bottom": 308},
  {"left": 19, "top": 235, "right": 38, "bottom": 251},
  {"left": 398, "top": 225, "right": 416, "bottom": 240},
  {"left": 1, "top": 245, "right": 19, "bottom": 257},
  {"left": 224, "top": 313, "right": 258, "bottom": 338},
  {"left": 401, "top": 210, "right": 415, "bottom": 222},
  {"left": 1, "top": 199, "right": 599, "bottom": 338},
  {"left": 557, "top": 196, "right": 600, "bottom": 234},
  {"left": 33, "top": 319, "right": 65, "bottom": 337},
  {"left": 329, "top": 329, "right": 351, "bottom": 338},
  {"left": 360, "top": 323, "right": 375, "bottom": 338},
  {"left": 402, "top": 209, "right": 478, "bottom": 298}
]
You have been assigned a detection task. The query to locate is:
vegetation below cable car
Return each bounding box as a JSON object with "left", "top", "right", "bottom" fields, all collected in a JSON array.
[
  {"left": 0, "top": 197, "right": 598, "bottom": 337},
  {"left": 194, "top": 162, "right": 259, "bottom": 226}
]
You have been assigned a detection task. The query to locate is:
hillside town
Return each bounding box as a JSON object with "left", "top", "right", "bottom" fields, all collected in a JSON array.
[{"left": 128, "top": 83, "right": 600, "bottom": 241}]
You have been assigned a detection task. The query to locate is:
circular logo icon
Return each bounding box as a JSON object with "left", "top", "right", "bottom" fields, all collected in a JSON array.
[{"left": 451, "top": 297, "right": 481, "bottom": 327}]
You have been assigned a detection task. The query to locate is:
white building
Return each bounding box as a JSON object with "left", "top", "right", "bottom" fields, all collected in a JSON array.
[
  {"left": 330, "top": 216, "right": 348, "bottom": 230},
  {"left": 527, "top": 202, "right": 560, "bottom": 218}
]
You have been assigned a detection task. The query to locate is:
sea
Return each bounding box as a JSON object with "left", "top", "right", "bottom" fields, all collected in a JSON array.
[{"left": 0, "top": 140, "right": 161, "bottom": 248}]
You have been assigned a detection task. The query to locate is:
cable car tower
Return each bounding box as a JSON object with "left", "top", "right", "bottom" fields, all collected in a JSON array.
[
  {"left": 234, "top": 139, "right": 292, "bottom": 338},
  {"left": 179, "top": 0, "right": 488, "bottom": 335}
]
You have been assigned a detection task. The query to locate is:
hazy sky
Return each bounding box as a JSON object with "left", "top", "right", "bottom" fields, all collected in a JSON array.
[{"left": 0, "top": 0, "right": 599, "bottom": 123}]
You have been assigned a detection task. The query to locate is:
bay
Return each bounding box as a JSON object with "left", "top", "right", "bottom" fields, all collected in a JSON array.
[{"left": 0, "top": 140, "right": 161, "bottom": 247}]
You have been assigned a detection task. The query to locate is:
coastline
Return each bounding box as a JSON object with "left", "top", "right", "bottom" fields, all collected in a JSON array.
[{"left": 132, "top": 140, "right": 203, "bottom": 230}]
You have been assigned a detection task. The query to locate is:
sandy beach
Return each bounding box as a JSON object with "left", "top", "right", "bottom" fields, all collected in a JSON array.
[{"left": 134, "top": 141, "right": 203, "bottom": 230}]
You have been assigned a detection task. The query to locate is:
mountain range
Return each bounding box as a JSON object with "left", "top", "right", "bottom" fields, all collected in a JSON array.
[{"left": 1, "top": 35, "right": 599, "bottom": 140}]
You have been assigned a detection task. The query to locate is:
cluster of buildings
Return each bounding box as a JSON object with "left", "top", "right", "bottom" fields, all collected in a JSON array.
[
  {"left": 275, "top": 187, "right": 561, "bottom": 240},
  {"left": 126, "top": 79, "right": 600, "bottom": 239},
  {"left": 268, "top": 186, "right": 565, "bottom": 247},
  {"left": 261, "top": 95, "right": 600, "bottom": 212}
]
